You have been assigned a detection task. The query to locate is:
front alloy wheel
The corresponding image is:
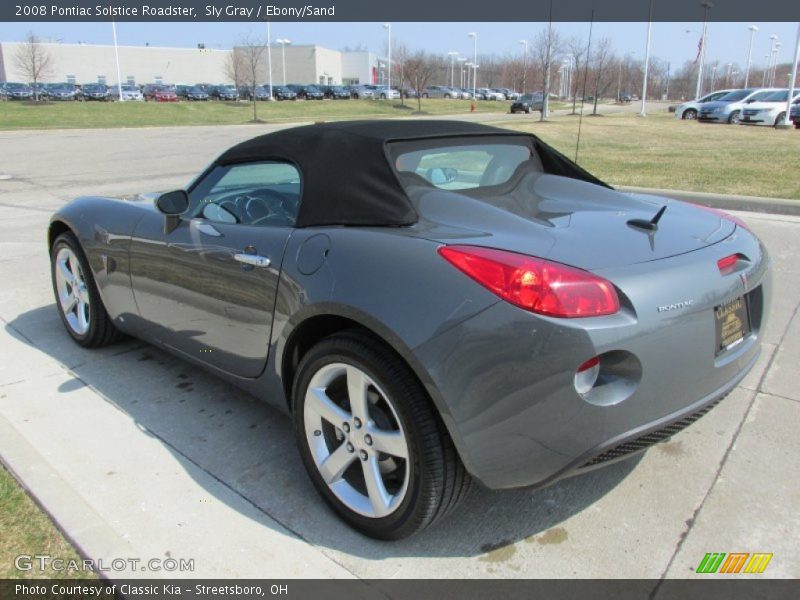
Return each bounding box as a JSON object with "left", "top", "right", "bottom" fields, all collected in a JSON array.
[
  {"left": 293, "top": 332, "right": 470, "bottom": 539},
  {"left": 54, "top": 246, "right": 91, "bottom": 336},
  {"left": 728, "top": 110, "right": 740, "bottom": 125}
]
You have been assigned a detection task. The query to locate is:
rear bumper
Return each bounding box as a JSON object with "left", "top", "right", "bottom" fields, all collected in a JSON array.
[{"left": 414, "top": 228, "right": 770, "bottom": 490}]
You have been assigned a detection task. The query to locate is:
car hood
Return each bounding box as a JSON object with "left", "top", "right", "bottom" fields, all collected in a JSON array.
[
  {"left": 744, "top": 101, "right": 784, "bottom": 109},
  {"left": 410, "top": 174, "right": 734, "bottom": 271}
]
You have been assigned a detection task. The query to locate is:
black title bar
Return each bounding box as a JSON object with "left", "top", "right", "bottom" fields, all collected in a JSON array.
[{"left": 4, "top": 0, "right": 800, "bottom": 22}]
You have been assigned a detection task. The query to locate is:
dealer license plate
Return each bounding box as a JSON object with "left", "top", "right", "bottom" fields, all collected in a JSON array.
[{"left": 715, "top": 296, "right": 751, "bottom": 355}]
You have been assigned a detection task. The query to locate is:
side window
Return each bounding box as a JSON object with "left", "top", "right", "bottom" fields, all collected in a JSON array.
[{"left": 189, "top": 161, "right": 301, "bottom": 227}]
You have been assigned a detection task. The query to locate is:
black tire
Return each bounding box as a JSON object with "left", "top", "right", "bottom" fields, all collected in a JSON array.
[
  {"left": 50, "top": 232, "right": 124, "bottom": 348},
  {"left": 422, "top": 93, "right": 429, "bottom": 99},
  {"left": 683, "top": 108, "right": 697, "bottom": 120},
  {"left": 774, "top": 112, "right": 786, "bottom": 128},
  {"left": 728, "top": 110, "right": 740, "bottom": 125},
  {"left": 292, "top": 330, "right": 470, "bottom": 540},
  {"left": 795, "top": 123, "right": 800, "bottom": 129}
]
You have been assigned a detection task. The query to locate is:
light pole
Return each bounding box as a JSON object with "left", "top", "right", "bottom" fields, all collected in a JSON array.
[
  {"left": 771, "top": 43, "right": 782, "bottom": 86},
  {"left": 276, "top": 38, "right": 290, "bottom": 86},
  {"left": 744, "top": 25, "right": 758, "bottom": 87},
  {"left": 111, "top": 20, "right": 123, "bottom": 102},
  {"left": 777, "top": 22, "right": 800, "bottom": 129},
  {"left": 762, "top": 53, "right": 771, "bottom": 86},
  {"left": 639, "top": 0, "right": 655, "bottom": 116},
  {"left": 447, "top": 51, "right": 459, "bottom": 88},
  {"left": 383, "top": 23, "right": 391, "bottom": 89},
  {"left": 468, "top": 32, "right": 477, "bottom": 97},
  {"left": 265, "top": 20, "right": 273, "bottom": 100},
  {"left": 767, "top": 35, "right": 779, "bottom": 86},
  {"left": 725, "top": 62, "right": 732, "bottom": 87},
  {"left": 695, "top": 0, "right": 713, "bottom": 100},
  {"left": 458, "top": 57, "right": 467, "bottom": 88},
  {"left": 465, "top": 62, "right": 472, "bottom": 90},
  {"left": 519, "top": 39, "right": 528, "bottom": 94},
  {"left": 710, "top": 63, "right": 718, "bottom": 91}
]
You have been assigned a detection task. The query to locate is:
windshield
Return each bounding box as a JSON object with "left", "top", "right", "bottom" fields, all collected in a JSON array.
[
  {"left": 717, "top": 90, "right": 750, "bottom": 102},
  {"left": 121, "top": 85, "right": 137, "bottom": 91},
  {"left": 83, "top": 85, "right": 105, "bottom": 91},
  {"left": 757, "top": 90, "right": 792, "bottom": 102},
  {"left": 7, "top": 83, "right": 29, "bottom": 90},
  {"left": 389, "top": 137, "right": 537, "bottom": 191}
]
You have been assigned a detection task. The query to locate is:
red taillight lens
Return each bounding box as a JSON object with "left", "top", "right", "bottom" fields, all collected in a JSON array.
[
  {"left": 438, "top": 245, "right": 620, "bottom": 317},
  {"left": 717, "top": 253, "right": 739, "bottom": 274},
  {"left": 693, "top": 203, "right": 752, "bottom": 232}
]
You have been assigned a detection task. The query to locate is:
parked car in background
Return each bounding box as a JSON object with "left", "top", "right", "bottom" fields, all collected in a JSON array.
[
  {"left": 477, "top": 88, "right": 505, "bottom": 101},
  {"left": 271, "top": 85, "right": 297, "bottom": 101},
  {"left": 698, "top": 88, "right": 776, "bottom": 124},
  {"left": 493, "top": 88, "right": 519, "bottom": 100},
  {"left": 183, "top": 85, "right": 209, "bottom": 101},
  {"left": 790, "top": 102, "right": 800, "bottom": 128},
  {"left": 210, "top": 84, "right": 239, "bottom": 101},
  {"left": 30, "top": 82, "right": 49, "bottom": 99},
  {"left": 287, "top": 84, "right": 324, "bottom": 100},
  {"left": 510, "top": 93, "right": 544, "bottom": 114},
  {"left": 673, "top": 89, "right": 735, "bottom": 120},
  {"left": 152, "top": 86, "right": 179, "bottom": 102},
  {"left": 5, "top": 82, "right": 34, "bottom": 100},
  {"left": 0, "top": 83, "right": 7, "bottom": 100},
  {"left": 367, "top": 85, "right": 400, "bottom": 99},
  {"left": 422, "top": 85, "right": 459, "bottom": 99},
  {"left": 739, "top": 89, "right": 800, "bottom": 127},
  {"left": 240, "top": 85, "right": 270, "bottom": 101},
  {"left": 80, "top": 83, "right": 110, "bottom": 102},
  {"left": 108, "top": 84, "right": 144, "bottom": 102},
  {"left": 322, "top": 85, "right": 352, "bottom": 99},
  {"left": 48, "top": 83, "right": 81, "bottom": 101},
  {"left": 142, "top": 83, "right": 166, "bottom": 101},
  {"left": 347, "top": 85, "right": 375, "bottom": 99}
]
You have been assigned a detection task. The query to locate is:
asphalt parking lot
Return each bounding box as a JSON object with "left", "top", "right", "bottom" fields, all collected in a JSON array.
[{"left": 0, "top": 122, "right": 799, "bottom": 580}]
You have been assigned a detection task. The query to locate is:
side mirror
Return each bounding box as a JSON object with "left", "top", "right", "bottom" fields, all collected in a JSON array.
[
  {"left": 155, "top": 190, "right": 189, "bottom": 215},
  {"left": 155, "top": 190, "right": 188, "bottom": 234}
]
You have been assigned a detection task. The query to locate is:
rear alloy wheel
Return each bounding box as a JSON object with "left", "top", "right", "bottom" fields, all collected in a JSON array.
[
  {"left": 683, "top": 108, "right": 697, "bottom": 120},
  {"left": 51, "top": 232, "right": 123, "bottom": 348},
  {"left": 728, "top": 110, "right": 740, "bottom": 124},
  {"left": 293, "top": 332, "right": 470, "bottom": 539}
]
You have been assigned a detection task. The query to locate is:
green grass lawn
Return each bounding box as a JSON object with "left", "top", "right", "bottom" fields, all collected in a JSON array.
[
  {"left": 498, "top": 112, "right": 800, "bottom": 199},
  {"left": 0, "top": 465, "right": 95, "bottom": 578},
  {"left": 0, "top": 97, "right": 518, "bottom": 129}
]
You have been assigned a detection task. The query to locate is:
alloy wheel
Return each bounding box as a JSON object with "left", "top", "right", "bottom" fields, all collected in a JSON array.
[
  {"left": 54, "top": 247, "right": 91, "bottom": 335},
  {"left": 303, "top": 362, "right": 410, "bottom": 519}
]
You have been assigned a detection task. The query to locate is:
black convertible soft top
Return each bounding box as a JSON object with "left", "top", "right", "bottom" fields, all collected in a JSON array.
[{"left": 216, "top": 120, "right": 610, "bottom": 228}]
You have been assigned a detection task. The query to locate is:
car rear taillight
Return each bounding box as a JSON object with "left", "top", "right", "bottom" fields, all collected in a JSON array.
[
  {"left": 717, "top": 253, "right": 740, "bottom": 274},
  {"left": 438, "top": 245, "right": 620, "bottom": 318},
  {"left": 693, "top": 203, "right": 752, "bottom": 232}
]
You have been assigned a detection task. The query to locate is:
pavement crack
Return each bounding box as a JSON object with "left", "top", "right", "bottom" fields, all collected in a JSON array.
[{"left": 650, "top": 299, "right": 800, "bottom": 597}]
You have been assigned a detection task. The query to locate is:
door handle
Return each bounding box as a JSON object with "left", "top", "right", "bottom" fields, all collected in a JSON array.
[{"left": 234, "top": 253, "right": 271, "bottom": 268}]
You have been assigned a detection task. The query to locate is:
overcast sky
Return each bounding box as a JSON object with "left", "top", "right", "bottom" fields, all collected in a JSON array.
[{"left": 2, "top": 21, "right": 797, "bottom": 71}]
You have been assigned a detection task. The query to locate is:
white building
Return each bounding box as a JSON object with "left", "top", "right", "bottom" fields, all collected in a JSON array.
[{"left": 0, "top": 40, "right": 388, "bottom": 86}]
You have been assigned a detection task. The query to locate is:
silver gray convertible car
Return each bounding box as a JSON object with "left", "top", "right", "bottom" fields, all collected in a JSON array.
[{"left": 49, "top": 120, "right": 770, "bottom": 539}]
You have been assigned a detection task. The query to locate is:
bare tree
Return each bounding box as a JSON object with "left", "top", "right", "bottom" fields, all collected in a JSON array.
[
  {"left": 564, "top": 35, "right": 587, "bottom": 114},
  {"left": 14, "top": 32, "right": 54, "bottom": 101},
  {"left": 234, "top": 36, "right": 268, "bottom": 121},
  {"left": 404, "top": 51, "right": 439, "bottom": 113},
  {"left": 589, "top": 38, "right": 615, "bottom": 115},
  {"left": 224, "top": 49, "right": 246, "bottom": 90},
  {"left": 393, "top": 41, "right": 410, "bottom": 106},
  {"left": 532, "top": 26, "right": 561, "bottom": 121}
]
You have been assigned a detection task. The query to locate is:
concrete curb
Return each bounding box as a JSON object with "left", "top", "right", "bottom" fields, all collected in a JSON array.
[{"left": 616, "top": 186, "right": 800, "bottom": 216}]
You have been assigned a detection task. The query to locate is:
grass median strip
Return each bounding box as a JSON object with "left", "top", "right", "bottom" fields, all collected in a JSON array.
[
  {"left": 0, "top": 464, "right": 95, "bottom": 579},
  {"left": 0, "top": 98, "right": 515, "bottom": 129},
  {"left": 498, "top": 112, "right": 800, "bottom": 200}
]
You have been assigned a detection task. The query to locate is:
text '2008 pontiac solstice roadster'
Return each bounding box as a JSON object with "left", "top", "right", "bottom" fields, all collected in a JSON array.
[{"left": 49, "top": 120, "right": 770, "bottom": 539}]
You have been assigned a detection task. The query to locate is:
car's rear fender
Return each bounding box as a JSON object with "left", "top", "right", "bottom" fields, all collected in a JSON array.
[{"left": 412, "top": 226, "right": 770, "bottom": 489}]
